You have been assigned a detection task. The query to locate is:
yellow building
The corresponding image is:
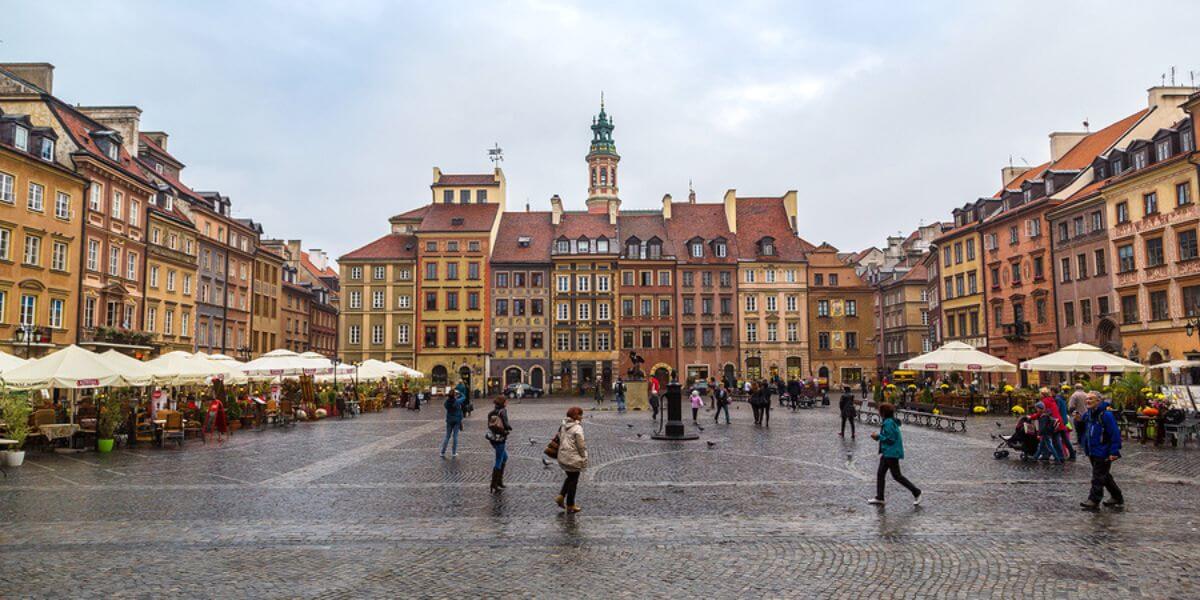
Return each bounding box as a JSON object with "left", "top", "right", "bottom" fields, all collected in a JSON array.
[
  {"left": 878, "top": 262, "right": 931, "bottom": 371},
  {"left": 0, "top": 113, "right": 84, "bottom": 357},
  {"left": 339, "top": 226, "right": 418, "bottom": 365},
  {"left": 251, "top": 241, "right": 284, "bottom": 356},
  {"left": 413, "top": 170, "right": 503, "bottom": 392},
  {"left": 142, "top": 204, "right": 198, "bottom": 354},
  {"left": 934, "top": 197, "right": 1004, "bottom": 349}
]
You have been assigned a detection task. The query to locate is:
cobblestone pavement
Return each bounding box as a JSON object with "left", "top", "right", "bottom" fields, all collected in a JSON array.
[{"left": 3, "top": 398, "right": 1200, "bottom": 598}]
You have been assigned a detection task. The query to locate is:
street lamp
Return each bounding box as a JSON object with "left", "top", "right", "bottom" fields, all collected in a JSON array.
[{"left": 14, "top": 324, "right": 39, "bottom": 359}]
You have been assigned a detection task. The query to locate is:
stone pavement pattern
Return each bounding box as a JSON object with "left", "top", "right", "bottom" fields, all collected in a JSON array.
[{"left": 2, "top": 399, "right": 1200, "bottom": 598}]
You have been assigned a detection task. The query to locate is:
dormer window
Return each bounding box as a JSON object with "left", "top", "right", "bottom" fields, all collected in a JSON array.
[
  {"left": 758, "top": 237, "right": 776, "bottom": 256},
  {"left": 576, "top": 237, "right": 590, "bottom": 254},
  {"left": 1045, "top": 178, "right": 1054, "bottom": 195},
  {"left": 596, "top": 238, "right": 609, "bottom": 253},
  {"left": 517, "top": 236, "right": 531, "bottom": 248},
  {"left": 556, "top": 238, "right": 569, "bottom": 254},
  {"left": 1133, "top": 150, "right": 1147, "bottom": 170},
  {"left": 1182, "top": 131, "right": 1194, "bottom": 153},
  {"left": 1112, "top": 158, "right": 1123, "bottom": 174},
  {"left": 106, "top": 142, "right": 119, "bottom": 161},
  {"left": 625, "top": 237, "right": 641, "bottom": 258},
  {"left": 1156, "top": 140, "right": 1171, "bottom": 162},
  {"left": 165, "top": 196, "right": 173, "bottom": 211},
  {"left": 40, "top": 138, "right": 54, "bottom": 161},
  {"left": 648, "top": 239, "right": 662, "bottom": 259},
  {"left": 690, "top": 240, "right": 703, "bottom": 258},
  {"left": 1023, "top": 188, "right": 1032, "bottom": 202},
  {"left": 13, "top": 126, "right": 28, "bottom": 151},
  {"left": 155, "top": 163, "right": 164, "bottom": 174},
  {"left": 1096, "top": 163, "right": 1106, "bottom": 179},
  {"left": 715, "top": 242, "right": 727, "bottom": 258},
  {"left": 450, "top": 217, "right": 465, "bottom": 226}
]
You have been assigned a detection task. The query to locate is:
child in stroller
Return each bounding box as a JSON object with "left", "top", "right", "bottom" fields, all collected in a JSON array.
[{"left": 993, "top": 415, "right": 1039, "bottom": 460}]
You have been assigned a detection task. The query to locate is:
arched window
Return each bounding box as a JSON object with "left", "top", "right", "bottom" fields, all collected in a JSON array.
[
  {"left": 600, "top": 167, "right": 608, "bottom": 186},
  {"left": 591, "top": 167, "right": 597, "bottom": 186}
]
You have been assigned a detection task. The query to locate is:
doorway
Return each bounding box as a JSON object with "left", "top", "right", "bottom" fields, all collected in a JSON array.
[{"left": 530, "top": 367, "right": 544, "bottom": 390}]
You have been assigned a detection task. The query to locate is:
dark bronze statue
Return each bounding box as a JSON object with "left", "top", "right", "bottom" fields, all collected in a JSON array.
[{"left": 626, "top": 350, "right": 645, "bottom": 379}]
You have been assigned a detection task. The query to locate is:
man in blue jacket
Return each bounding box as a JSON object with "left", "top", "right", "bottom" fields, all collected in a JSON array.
[{"left": 1080, "top": 392, "right": 1124, "bottom": 510}]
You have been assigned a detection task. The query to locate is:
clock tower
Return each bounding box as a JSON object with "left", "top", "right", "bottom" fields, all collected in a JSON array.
[{"left": 585, "top": 95, "right": 620, "bottom": 217}]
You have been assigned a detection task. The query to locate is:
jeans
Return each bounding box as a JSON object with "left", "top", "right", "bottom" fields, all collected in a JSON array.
[
  {"left": 1074, "top": 419, "right": 1088, "bottom": 452},
  {"left": 1035, "top": 432, "right": 1064, "bottom": 462},
  {"left": 616, "top": 395, "right": 626, "bottom": 413},
  {"left": 762, "top": 404, "right": 770, "bottom": 427},
  {"left": 692, "top": 407, "right": 699, "bottom": 421},
  {"left": 715, "top": 404, "right": 730, "bottom": 424},
  {"left": 441, "top": 421, "right": 461, "bottom": 455},
  {"left": 492, "top": 441, "right": 508, "bottom": 470},
  {"left": 1088, "top": 456, "right": 1123, "bottom": 504},
  {"left": 560, "top": 470, "right": 581, "bottom": 506},
  {"left": 752, "top": 404, "right": 762, "bottom": 424},
  {"left": 650, "top": 395, "right": 659, "bottom": 420},
  {"left": 876, "top": 456, "right": 921, "bottom": 501},
  {"left": 841, "top": 415, "right": 856, "bottom": 436}
]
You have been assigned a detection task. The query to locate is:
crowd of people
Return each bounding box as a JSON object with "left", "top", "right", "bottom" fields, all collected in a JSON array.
[{"left": 431, "top": 373, "right": 1127, "bottom": 515}]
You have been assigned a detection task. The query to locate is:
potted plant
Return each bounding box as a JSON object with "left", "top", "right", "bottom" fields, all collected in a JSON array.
[
  {"left": 95, "top": 390, "right": 126, "bottom": 453},
  {"left": 226, "top": 399, "right": 243, "bottom": 431},
  {"left": 1, "top": 392, "right": 32, "bottom": 467}
]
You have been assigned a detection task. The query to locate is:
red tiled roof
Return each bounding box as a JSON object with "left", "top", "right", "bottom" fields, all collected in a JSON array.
[
  {"left": 390, "top": 205, "right": 430, "bottom": 221},
  {"left": 850, "top": 247, "right": 879, "bottom": 262},
  {"left": 1052, "top": 109, "right": 1148, "bottom": 172},
  {"left": 47, "top": 98, "right": 152, "bottom": 188},
  {"left": 555, "top": 212, "right": 616, "bottom": 239},
  {"left": 617, "top": 213, "right": 672, "bottom": 255},
  {"left": 666, "top": 202, "right": 736, "bottom": 264},
  {"left": 138, "top": 133, "right": 182, "bottom": 167},
  {"left": 340, "top": 233, "right": 418, "bottom": 261},
  {"left": 301, "top": 252, "right": 339, "bottom": 279},
  {"left": 432, "top": 173, "right": 499, "bottom": 187},
  {"left": 134, "top": 156, "right": 206, "bottom": 205},
  {"left": 993, "top": 162, "right": 1050, "bottom": 198},
  {"left": 491, "top": 212, "right": 554, "bottom": 263},
  {"left": 734, "top": 197, "right": 806, "bottom": 261},
  {"left": 418, "top": 203, "right": 500, "bottom": 232}
]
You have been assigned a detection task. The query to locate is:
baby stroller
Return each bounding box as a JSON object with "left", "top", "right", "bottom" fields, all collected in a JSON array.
[{"left": 992, "top": 417, "right": 1039, "bottom": 460}]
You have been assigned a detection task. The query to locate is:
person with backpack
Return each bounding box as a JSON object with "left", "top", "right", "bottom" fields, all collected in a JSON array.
[
  {"left": 1054, "top": 385, "right": 1076, "bottom": 460},
  {"left": 614, "top": 377, "right": 627, "bottom": 414},
  {"left": 749, "top": 382, "right": 763, "bottom": 426},
  {"left": 869, "top": 402, "right": 922, "bottom": 506},
  {"left": 486, "top": 397, "right": 512, "bottom": 493},
  {"left": 714, "top": 382, "right": 732, "bottom": 424},
  {"left": 555, "top": 406, "right": 588, "bottom": 514},
  {"left": 1080, "top": 392, "right": 1124, "bottom": 510},
  {"left": 440, "top": 391, "right": 465, "bottom": 458},
  {"left": 838, "top": 385, "right": 857, "bottom": 438}
]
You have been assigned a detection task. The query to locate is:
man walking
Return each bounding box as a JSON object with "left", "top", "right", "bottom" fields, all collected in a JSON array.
[
  {"left": 1068, "top": 383, "right": 1089, "bottom": 451},
  {"left": 838, "top": 385, "right": 856, "bottom": 438},
  {"left": 1080, "top": 392, "right": 1124, "bottom": 510},
  {"left": 614, "top": 377, "right": 627, "bottom": 414},
  {"left": 713, "top": 382, "right": 732, "bottom": 424}
]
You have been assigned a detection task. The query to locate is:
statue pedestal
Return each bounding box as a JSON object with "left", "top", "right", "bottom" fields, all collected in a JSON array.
[{"left": 625, "top": 379, "right": 649, "bottom": 411}]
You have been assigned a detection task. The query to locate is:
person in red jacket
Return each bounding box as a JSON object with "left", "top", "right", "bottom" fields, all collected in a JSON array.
[
  {"left": 1033, "top": 389, "right": 1065, "bottom": 463},
  {"left": 204, "top": 397, "right": 229, "bottom": 445}
]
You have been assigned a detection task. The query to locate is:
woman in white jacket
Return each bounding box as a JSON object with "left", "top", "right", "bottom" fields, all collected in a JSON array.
[{"left": 556, "top": 406, "right": 588, "bottom": 514}]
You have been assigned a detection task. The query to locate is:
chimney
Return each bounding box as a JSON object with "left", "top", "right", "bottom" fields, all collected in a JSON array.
[
  {"left": 550, "top": 194, "right": 563, "bottom": 225},
  {"left": 143, "top": 131, "right": 169, "bottom": 152},
  {"left": 308, "top": 249, "right": 329, "bottom": 271},
  {"left": 1048, "top": 132, "right": 1087, "bottom": 162},
  {"left": 782, "top": 190, "right": 798, "bottom": 232},
  {"left": 76, "top": 106, "right": 141, "bottom": 158},
  {"left": 1001, "top": 166, "right": 1031, "bottom": 188},
  {"left": 662, "top": 194, "right": 672, "bottom": 220},
  {"left": 1147, "top": 86, "right": 1198, "bottom": 111},
  {"left": 0, "top": 63, "right": 54, "bottom": 94},
  {"left": 723, "top": 189, "right": 738, "bottom": 233}
]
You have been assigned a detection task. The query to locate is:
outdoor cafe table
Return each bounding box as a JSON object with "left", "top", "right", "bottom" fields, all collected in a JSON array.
[{"left": 40, "top": 423, "right": 80, "bottom": 450}]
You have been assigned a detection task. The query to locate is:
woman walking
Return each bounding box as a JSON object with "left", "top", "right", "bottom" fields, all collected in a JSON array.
[
  {"left": 486, "top": 397, "right": 512, "bottom": 493},
  {"left": 760, "top": 380, "right": 772, "bottom": 428},
  {"left": 441, "top": 390, "right": 465, "bottom": 458},
  {"left": 838, "top": 385, "right": 857, "bottom": 438},
  {"left": 750, "top": 382, "right": 763, "bottom": 425},
  {"left": 690, "top": 388, "right": 703, "bottom": 423},
  {"left": 556, "top": 406, "right": 588, "bottom": 514},
  {"left": 868, "top": 403, "right": 922, "bottom": 506}
]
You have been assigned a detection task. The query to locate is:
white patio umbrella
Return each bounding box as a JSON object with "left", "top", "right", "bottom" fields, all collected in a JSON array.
[
  {"left": 389, "top": 362, "right": 423, "bottom": 378},
  {"left": 356, "top": 359, "right": 399, "bottom": 381},
  {"left": 1, "top": 345, "right": 127, "bottom": 389},
  {"left": 1019, "top": 343, "right": 1143, "bottom": 373},
  {"left": 197, "top": 353, "right": 249, "bottom": 385},
  {"left": 97, "top": 350, "right": 160, "bottom": 386},
  {"left": 147, "top": 351, "right": 241, "bottom": 385},
  {"left": 298, "top": 351, "right": 355, "bottom": 377},
  {"left": 0, "top": 350, "right": 27, "bottom": 375},
  {"left": 241, "top": 349, "right": 310, "bottom": 378},
  {"left": 898, "top": 341, "right": 1017, "bottom": 373}
]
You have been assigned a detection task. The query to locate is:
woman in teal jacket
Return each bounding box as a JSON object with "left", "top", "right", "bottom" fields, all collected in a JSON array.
[{"left": 869, "top": 403, "right": 922, "bottom": 506}]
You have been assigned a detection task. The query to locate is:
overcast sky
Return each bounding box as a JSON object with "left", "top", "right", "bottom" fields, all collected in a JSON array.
[{"left": 5, "top": 1, "right": 1199, "bottom": 261}]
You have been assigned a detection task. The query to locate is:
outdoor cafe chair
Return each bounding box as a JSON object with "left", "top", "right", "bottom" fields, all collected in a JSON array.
[{"left": 162, "top": 412, "right": 185, "bottom": 448}]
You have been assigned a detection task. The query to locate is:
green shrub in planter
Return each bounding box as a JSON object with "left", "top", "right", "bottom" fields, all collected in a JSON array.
[
  {"left": 1, "top": 392, "right": 32, "bottom": 450},
  {"left": 96, "top": 390, "right": 127, "bottom": 442}
]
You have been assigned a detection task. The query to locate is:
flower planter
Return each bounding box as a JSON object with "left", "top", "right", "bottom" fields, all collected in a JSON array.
[
  {"left": 97, "top": 438, "right": 115, "bottom": 453},
  {"left": 229, "top": 420, "right": 242, "bottom": 431},
  {"left": 3, "top": 450, "right": 25, "bottom": 467}
]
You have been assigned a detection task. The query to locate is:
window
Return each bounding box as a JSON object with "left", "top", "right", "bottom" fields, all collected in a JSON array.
[
  {"left": 719, "top": 272, "right": 731, "bottom": 287},
  {"left": 84, "top": 239, "right": 97, "bottom": 271},
  {"left": 967, "top": 271, "right": 977, "bottom": 294},
  {"left": 40, "top": 138, "right": 55, "bottom": 160},
  {"left": 1116, "top": 202, "right": 1129, "bottom": 224},
  {"left": 531, "top": 299, "right": 544, "bottom": 315},
  {"left": 765, "top": 296, "right": 777, "bottom": 312},
  {"left": 786, "top": 321, "right": 799, "bottom": 342},
  {"left": 147, "top": 307, "right": 158, "bottom": 332},
  {"left": 19, "top": 294, "right": 36, "bottom": 326},
  {"left": 691, "top": 242, "right": 703, "bottom": 258},
  {"left": 167, "top": 270, "right": 176, "bottom": 291},
  {"left": 22, "top": 235, "right": 40, "bottom": 266},
  {"left": 372, "top": 290, "right": 385, "bottom": 309},
  {"left": 1150, "top": 290, "right": 1169, "bottom": 321},
  {"left": 576, "top": 332, "right": 590, "bottom": 351},
  {"left": 468, "top": 262, "right": 480, "bottom": 280},
  {"left": 1157, "top": 140, "right": 1171, "bottom": 162},
  {"left": 598, "top": 302, "right": 610, "bottom": 320},
  {"left": 1146, "top": 237, "right": 1164, "bottom": 267},
  {"left": 183, "top": 274, "right": 192, "bottom": 295},
  {"left": 372, "top": 266, "right": 385, "bottom": 280},
  {"left": 597, "top": 275, "right": 610, "bottom": 292},
  {"left": 1181, "top": 230, "right": 1199, "bottom": 261},
  {"left": 423, "top": 326, "right": 437, "bottom": 347},
  {"left": 372, "top": 325, "right": 385, "bottom": 345},
  {"left": 556, "top": 332, "right": 570, "bottom": 351},
  {"left": 745, "top": 269, "right": 756, "bottom": 283},
  {"left": 715, "top": 243, "right": 727, "bottom": 258},
  {"left": 350, "top": 291, "right": 363, "bottom": 309},
  {"left": 1063, "top": 301, "right": 1075, "bottom": 326},
  {"left": 786, "top": 295, "right": 797, "bottom": 311},
  {"left": 681, "top": 297, "right": 694, "bottom": 315},
  {"left": 495, "top": 299, "right": 508, "bottom": 316},
  {"left": 446, "top": 292, "right": 459, "bottom": 310},
  {"left": 1184, "top": 286, "right": 1200, "bottom": 316},
  {"left": 1009, "top": 226, "right": 1019, "bottom": 245},
  {"left": 27, "top": 182, "right": 44, "bottom": 211},
  {"left": 1121, "top": 295, "right": 1138, "bottom": 325},
  {"left": 150, "top": 266, "right": 160, "bottom": 288},
  {"left": 1059, "top": 257, "right": 1071, "bottom": 283},
  {"left": 985, "top": 232, "right": 997, "bottom": 250},
  {"left": 817, "top": 300, "right": 829, "bottom": 317},
  {"left": 660, "top": 329, "right": 672, "bottom": 348},
  {"left": 446, "top": 262, "right": 458, "bottom": 280},
  {"left": 30, "top": 234, "right": 57, "bottom": 270},
  {"left": 129, "top": 201, "right": 139, "bottom": 227},
  {"left": 1093, "top": 249, "right": 1107, "bottom": 275},
  {"left": 468, "top": 292, "right": 479, "bottom": 310},
  {"left": 1144, "top": 192, "right": 1159, "bottom": 216},
  {"left": 846, "top": 300, "right": 857, "bottom": 316},
  {"left": 496, "top": 272, "right": 509, "bottom": 287},
  {"left": 846, "top": 331, "right": 858, "bottom": 350},
  {"left": 966, "top": 238, "right": 975, "bottom": 260},
  {"left": 557, "top": 275, "right": 570, "bottom": 292},
  {"left": 818, "top": 332, "right": 829, "bottom": 350},
  {"left": 1179, "top": 183, "right": 1193, "bottom": 207},
  {"left": 658, "top": 271, "right": 670, "bottom": 286},
  {"left": 400, "top": 268, "right": 411, "bottom": 280},
  {"left": 765, "top": 269, "right": 776, "bottom": 283},
  {"left": 577, "top": 275, "right": 590, "bottom": 292},
  {"left": 164, "top": 310, "right": 174, "bottom": 335},
  {"left": 746, "top": 322, "right": 758, "bottom": 342},
  {"left": 349, "top": 325, "right": 361, "bottom": 344},
  {"left": 954, "top": 242, "right": 963, "bottom": 264},
  {"left": 0, "top": 172, "right": 12, "bottom": 203},
  {"left": 1080, "top": 299, "right": 1092, "bottom": 325},
  {"left": 495, "top": 331, "right": 508, "bottom": 349},
  {"left": 766, "top": 323, "right": 778, "bottom": 342},
  {"left": 445, "top": 326, "right": 459, "bottom": 347},
  {"left": 745, "top": 295, "right": 757, "bottom": 312},
  {"left": 13, "top": 126, "right": 27, "bottom": 151},
  {"left": 1134, "top": 150, "right": 1148, "bottom": 170},
  {"left": 577, "top": 302, "right": 590, "bottom": 320},
  {"left": 50, "top": 298, "right": 64, "bottom": 329},
  {"left": 556, "top": 303, "right": 569, "bottom": 321},
  {"left": 556, "top": 239, "right": 569, "bottom": 254},
  {"left": 424, "top": 262, "right": 437, "bottom": 280},
  {"left": 112, "top": 191, "right": 123, "bottom": 220},
  {"left": 1091, "top": 211, "right": 1102, "bottom": 232}
]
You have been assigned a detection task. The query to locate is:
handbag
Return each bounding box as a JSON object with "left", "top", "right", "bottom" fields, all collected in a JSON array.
[
  {"left": 544, "top": 431, "right": 561, "bottom": 458},
  {"left": 488, "top": 413, "right": 505, "bottom": 434}
]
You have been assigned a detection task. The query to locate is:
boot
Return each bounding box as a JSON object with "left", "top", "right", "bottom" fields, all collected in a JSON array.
[
  {"left": 497, "top": 461, "right": 507, "bottom": 489},
  {"left": 489, "top": 469, "right": 501, "bottom": 493}
]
